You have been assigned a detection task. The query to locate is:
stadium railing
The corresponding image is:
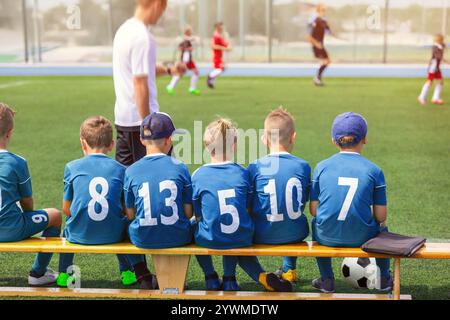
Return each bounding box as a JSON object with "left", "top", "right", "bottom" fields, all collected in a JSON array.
[{"left": 0, "top": 238, "right": 449, "bottom": 300}]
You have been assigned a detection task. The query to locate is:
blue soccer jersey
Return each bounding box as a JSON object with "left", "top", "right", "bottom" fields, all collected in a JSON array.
[
  {"left": 124, "top": 154, "right": 193, "bottom": 249},
  {"left": 192, "top": 162, "right": 254, "bottom": 249},
  {"left": 248, "top": 152, "right": 311, "bottom": 244},
  {"left": 310, "top": 152, "right": 387, "bottom": 247},
  {"left": 0, "top": 150, "right": 33, "bottom": 240},
  {"left": 63, "top": 154, "right": 128, "bottom": 244}
]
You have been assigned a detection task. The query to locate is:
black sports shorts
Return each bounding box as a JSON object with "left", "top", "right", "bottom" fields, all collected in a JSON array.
[
  {"left": 313, "top": 47, "right": 329, "bottom": 59},
  {"left": 115, "top": 125, "right": 146, "bottom": 167}
]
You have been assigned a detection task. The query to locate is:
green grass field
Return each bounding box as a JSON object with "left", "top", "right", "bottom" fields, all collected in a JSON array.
[{"left": 0, "top": 76, "right": 449, "bottom": 300}]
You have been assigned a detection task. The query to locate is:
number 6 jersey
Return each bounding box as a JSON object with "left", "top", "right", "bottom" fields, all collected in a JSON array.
[
  {"left": 310, "top": 152, "right": 387, "bottom": 247},
  {"left": 192, "top": 162, "right": 254, "bottom": 249},
  {"left": 124, "top": 154, "right": 193, "bottom": 249},
  {"left": 63, "top": 154, "right": 128, "bottom": 244}
]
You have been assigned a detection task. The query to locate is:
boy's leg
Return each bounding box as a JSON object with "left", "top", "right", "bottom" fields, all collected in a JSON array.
[
  {"left": 419, "top": 80, "right": 432, "bottom": 104},
  {"left": 196, "top": 255, "right": 221, "bottom": 290},
  {"left": 432, "top": 79, "right": 443, "bottom": 103},
  {"left": 57, "top": 253, "right": 75, "bottom": 287},
  {"left": 189, "top": 70, "right": 199, "bottom": 93},
  {"left": 167, "top": 75, "right": 181, "bottom": 94},
  {"left": 222, "top": 256, "right": 241, "bottom": 291},
  {"left": 281, "top": 257, "right": 298, "bottom": 282}
]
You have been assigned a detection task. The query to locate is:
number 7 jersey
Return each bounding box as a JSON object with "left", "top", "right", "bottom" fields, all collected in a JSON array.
[
  {"left": 63, "top": 154, "right": 128, "bottom": 244},
  {"left": 124, "top": 154, "right": 193, "bottom": 249},
  {"left": 310, "top": 152, "right": 387, "bottom": 247}
]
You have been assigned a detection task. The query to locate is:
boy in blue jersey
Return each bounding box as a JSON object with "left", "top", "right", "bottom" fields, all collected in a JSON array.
[
  {"left": 58, "top": 116, "right": 143, "bottom": 287},
  {"left": 0, "top": 103, "right": 62, "bottom": 287},
  {"left": 192, "top": 118, "right": 292, "bottom": 292},
  {"left": 124, "top": 112, "right": 194, "bottom": 290},
  {"left": 310, "top": 112, "right": 392, "bottom": 293},
  {"left": 248, "top": 107, "right": 311, "bottom": 283}
]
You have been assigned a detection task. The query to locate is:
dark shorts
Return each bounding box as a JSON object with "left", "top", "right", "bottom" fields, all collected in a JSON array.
[
  {"left": 313, "top": 47, "right": 329, "bottom": 59},
  {"left": 115, "top": 126, "right": 146, "bottom": 167}
]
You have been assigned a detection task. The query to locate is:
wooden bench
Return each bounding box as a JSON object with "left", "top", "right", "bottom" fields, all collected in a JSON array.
[{"left": 0, "top": 237, "right": 449, "bottom": 300}]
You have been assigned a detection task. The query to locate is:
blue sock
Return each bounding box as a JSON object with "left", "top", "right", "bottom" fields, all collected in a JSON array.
[
  {"left": 283, "top": 257, "right": 297, "bottom": 273},
  {"left": 58, "top": 253, "right": 74, "bottom": 273},
  {"left": 126, "top": 254, "right": 145, "bottom": 270},
  {"left": 32, "top": 226, "right": 60, "bottom": 275},
  {"left": 376, "top": 258, "right": 391, "bottom": 279},
  {"left": 316, "top": 257, "right": 334, "bottom": 280},
  {"left": 223, "top": 256, "right": 239, "bottom": 278},
  {"left": 237, "top": 256, "right": 264, "bottom": 282},
  {"left": 196, "top": 255, "right": 215, "bottom": 276}
]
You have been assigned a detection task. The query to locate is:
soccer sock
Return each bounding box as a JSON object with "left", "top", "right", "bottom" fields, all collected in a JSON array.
[
  {"left": 124, "top": 254, "right": 145, "bottom": 272},
  {"left": 195, "top": 255, "right": 215, "bottom": 276},
  {"left": 237, "top": 256, "right": 265, "bottom": 283},
  {"left": 282, "top": 257, "right": 297, "bottom": 273},
  {"left": 432, "top": 82, "right": 442, "bottom": 101},
  {"left": 375, "top": 258, "right": 391, "bottom": 279},
  {"left": 167, "top": 75, "right": 180, "bottom": 90},
  {"left": 317, "top": 64, "right": 328, "bottom": 80},
  {"left": 209, "top": 69, "right": 223, "bottom": 81},
  {"left": 32, "top": 226, "right": 61, "bottom": 276},
  {"left": 316, "top": 257, "right": 335, "bottom": 280},
  {"left": 223, "top": 256, "right": 239, "bottom": 278},
  {"left": 133, "top": 262, "right": 152, "bottom": 282},
  {"left": 58, "top": 253, "right": 75, "bottom": 273},
  {"left": 419, "top": 82, "right": 431, "bottom": 100},
  {"left": 190, "top": 74, "right": 199, "bottom": 90}
]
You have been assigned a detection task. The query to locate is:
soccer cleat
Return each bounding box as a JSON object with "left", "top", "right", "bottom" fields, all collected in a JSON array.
[
  {"left": 28, "top": 268, "right": 58, "bottom": 287},
  {"left": 121, "top": 270, "right": 137, "bottom": 286},
  {"left": 189, "top": 88, "right": 201, "bottom": 95},
  {"left": 205, "top": 272, "right": 222, "bottom": 291},
  {"left": 432, "top": 99, "right": 444, "bottom": 105},
  {"left": 139, "top": 274, "right": 159, "bottom": 290},
  {"left": 260, "top": 273, "right": 293, "bottom": 292},
  {"left": 207, "top": 76, "right": 215, "bottom": 89},
  {"left": 418, "top": 97, "right": 426, "bottom": 106},
  {"left": 312, "top": 277, "right": 335, "bottom": 293},
  {"left": 56, "top": 272, "right": 77, "bottom": 288},
  {"left": 314, "top": 77, "right": 324, "bottom": 87},
  {"left": 222, "top": 276, "right": 241, "bottom": 291},
  {"left": 378, "top": 276, "right": 393, "bottom": 292},
  {"left": 281, "top": 269, "right": 297, "bottom": 283},
  {"left": 166, "top": 86, "right": 175, "bottom": 96}
]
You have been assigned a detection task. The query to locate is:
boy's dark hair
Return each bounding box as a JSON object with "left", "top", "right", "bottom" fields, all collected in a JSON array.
[
  {"left": 214, "top": 22, "right": 224, "bottom": 29},
  {"left": 336, "top": 136, "right": 358, "bottom": 147},
  {"left": 80, "top": 116, "right": 113, "bottom": 149},
  {"left": 0, "top": 102, "right": 15, "bottom": 138}
]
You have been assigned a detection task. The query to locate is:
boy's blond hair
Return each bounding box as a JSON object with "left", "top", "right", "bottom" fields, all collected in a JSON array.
[
  {"left": 434, "top": 34, "right": 445, "bottom": 45},
  {"left": 264, "top": 107, "right": 295, "bottom": 148},
  {"left": 80, "top": 116, "right": 113, "bottom": 149},
  {"left": 0, "top": 102, "right": 15, "bottom": 138},
  {"left": 204, "top": 118, "right": 237, "bottom": 160},
  {"left": 137, "top": 0, "right": 167, "bottom": 7}
]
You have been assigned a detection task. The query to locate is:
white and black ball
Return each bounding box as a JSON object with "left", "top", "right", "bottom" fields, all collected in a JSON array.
[{"left": 341, "top": 257, "right": 380, "bottom": 289}]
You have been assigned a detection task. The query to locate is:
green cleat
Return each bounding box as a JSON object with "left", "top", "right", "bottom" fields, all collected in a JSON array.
[
  {"left": 189, "top": 88, "right": 201, "bottom": 95},
  {"left": 166, "top": 86, "right": 175, "bottom": 96},
  {"left": 57, "top": 272, "right": 76, "bottom": 288},
  {"left": 121, "top": 270, "right": 137, "bottom": 286}
]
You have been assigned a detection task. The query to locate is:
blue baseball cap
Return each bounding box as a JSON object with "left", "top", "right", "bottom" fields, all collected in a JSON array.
[
  {"left": 332, "top": 112, "right": 368, "bottom": 146},
  {"left": 140, "top": 112, "right": 186, "bottom": 140}
]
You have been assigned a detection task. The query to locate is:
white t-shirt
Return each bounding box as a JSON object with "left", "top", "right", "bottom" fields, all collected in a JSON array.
[{"left": 113, "top": 17, "right": 159, "bottom": 128}]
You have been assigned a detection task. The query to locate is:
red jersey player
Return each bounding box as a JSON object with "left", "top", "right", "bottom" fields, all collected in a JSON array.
[
  {"left": 166, "top": 26, "right": 200, "bottom": 95},
  {"left": 418, "top": 34, "right": 446, "bottom": 105},
  {"left": 207, "top": 22, "right": 232, "bottom": 89}
]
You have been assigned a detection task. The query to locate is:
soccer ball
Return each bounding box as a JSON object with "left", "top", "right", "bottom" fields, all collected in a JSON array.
[{"left": 341, "top": 258, "right": 380, "bottom": 290}]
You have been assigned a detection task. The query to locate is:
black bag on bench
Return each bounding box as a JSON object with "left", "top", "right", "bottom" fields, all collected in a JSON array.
[{"left": 362, "top": 232, "right": 427, "bottom": 257}]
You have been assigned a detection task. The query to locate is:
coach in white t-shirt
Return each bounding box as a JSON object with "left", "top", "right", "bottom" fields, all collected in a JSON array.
[{"left": 113, "top": 0, "right": 184, "bottom": 166}]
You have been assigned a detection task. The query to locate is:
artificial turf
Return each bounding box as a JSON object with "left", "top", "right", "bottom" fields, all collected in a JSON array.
[{"left": 0, "top": 76, "right": 448, "bottom": 300}]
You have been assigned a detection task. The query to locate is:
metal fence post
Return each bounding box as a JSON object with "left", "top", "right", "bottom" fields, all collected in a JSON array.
[
  {"left": 266, "top": 0, "right": 273, "bottom": 63},
  {"left": 22, "top": 0, "right": 29, "bottom": 63}
]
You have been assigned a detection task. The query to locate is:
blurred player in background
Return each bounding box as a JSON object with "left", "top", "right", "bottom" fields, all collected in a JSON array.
[
  {"left": 418, "top": 34, "right": 446, "bottom": 106},
  {"left": 166, "top": 26, "right": 201, "bottom": 96},
  {"left": 207, "top": 22, "right": 232, "bottom": 89},
  {"left": 307, "top": 4, "right": 331, "bottom": 87}
]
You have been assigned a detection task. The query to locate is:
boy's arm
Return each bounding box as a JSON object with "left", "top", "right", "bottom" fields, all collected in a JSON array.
[
  {"left": 310, "top": 201, "right": 318, "bottom": 217},
  {"left": 62, "top": 200, "right": 72, "bottom": 217},
  {"left": 184, "top": 204, "right": 193, "bottom": 219},
  {"left": 124, "top": 207, "right": 136, "bottom": 221},
  {"left": 373, "top": 205, "right": 387, "bottom": 227},
  {"left": 20, "top": 197, "right": 34, "bottom": 212}
]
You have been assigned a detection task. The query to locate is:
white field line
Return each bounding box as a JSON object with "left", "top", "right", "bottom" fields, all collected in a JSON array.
[{"left": 0, "top": 81, "right": 30, "bottom": 90}]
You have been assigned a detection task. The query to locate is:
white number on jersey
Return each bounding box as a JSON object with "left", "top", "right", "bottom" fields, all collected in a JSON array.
[
  {"left": 88, "top": 177, "right": 109, "bottom": 222},
  {"left": 263, "top": 178, "right": 304, "bottom": 222},
  {"left": 32, "top": 213, "right": 48, "bottom": 224},
  {"left": 337, "top": 177, "right": 359, "bottom": 221},
  {"left": 139, "top": 180, "right": 180, "bottom": 227},
  {"left": 218, "top": 189, "right": 240, "bottom": 234}
]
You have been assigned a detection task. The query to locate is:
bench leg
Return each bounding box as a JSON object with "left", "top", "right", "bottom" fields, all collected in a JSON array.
[
  {"left": 393, "top": 258, "right": 401, "bottom": 300},
  {"left": 152, "top": 255, "right": 190, "bottom": 295}
]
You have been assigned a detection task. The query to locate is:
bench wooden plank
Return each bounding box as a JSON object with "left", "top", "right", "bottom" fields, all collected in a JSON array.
[
  {"left": 0, "top": 287, "right": 412, "bottom": 300},
  {"left": 0, "top": 238, "right": 448, "bottom": 259}
]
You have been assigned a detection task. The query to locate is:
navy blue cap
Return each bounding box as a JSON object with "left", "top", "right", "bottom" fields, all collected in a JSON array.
[
  {"left": 140, "top": 112, "right": 186, "bottom": 140},
  {"left": 332, "top": 112, "right": 368, "bottom": 146}
]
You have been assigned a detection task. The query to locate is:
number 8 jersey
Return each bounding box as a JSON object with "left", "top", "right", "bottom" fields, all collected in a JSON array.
[
  {"left": 192, "top": 162, "right": 254, "bottom": 249},
  {"left": 64, "top": 154, "right": 128, "bottom": 244},
  {"left": 124, "top": 154, "right": 193, "bottom": 249},
  {"left": 310, "top": 152, "right": 387, "bottom": 247}
]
